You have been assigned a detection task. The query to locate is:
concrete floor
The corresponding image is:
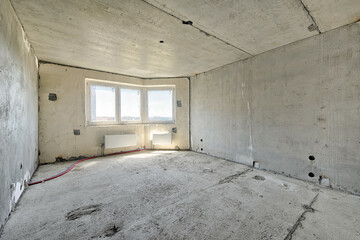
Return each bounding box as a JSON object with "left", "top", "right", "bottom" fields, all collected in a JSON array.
[{"left": 1, "top": 151, "right": 359, "bottom": 240}]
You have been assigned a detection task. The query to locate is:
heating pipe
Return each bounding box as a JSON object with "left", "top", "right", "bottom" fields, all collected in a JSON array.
[{"left": 28, "top": 149, "right": 147, "bottom": 186}]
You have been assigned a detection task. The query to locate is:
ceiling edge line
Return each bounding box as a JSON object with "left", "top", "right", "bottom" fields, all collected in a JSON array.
[
  {"left": 8, "top": 0, "right": 39, "bottom": 62},
  {"left": 38, "top": 60, "right": 191, "bottom": 80},
  {"left": 192, "top": 21, "right": 360, "bottom": 77}
]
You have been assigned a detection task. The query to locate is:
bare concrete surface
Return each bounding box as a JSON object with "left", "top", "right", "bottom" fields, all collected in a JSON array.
[
  {"left": 9, "top": 0, "right": 360, "bottom": 78},
  {"left": 1, "top": 151, "right": 359, "bottom": 240},
  {"left": 0, "top": 0, "right": 38, "bottom": 229},
  {"left": 10, "top": 0, "right": 249, "bottom": 78},
  {"left": 191, "top": 22, "right": 360, "bottom": 195}
]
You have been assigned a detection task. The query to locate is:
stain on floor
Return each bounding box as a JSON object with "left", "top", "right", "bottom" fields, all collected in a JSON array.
[{"left": 66, "top": 204, "right": 102, "bottom": 221}]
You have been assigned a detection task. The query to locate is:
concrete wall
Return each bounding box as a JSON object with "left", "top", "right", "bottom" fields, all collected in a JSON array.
[
  {"left": 0, "top": 0, "right": 38, "bottom": 230},
  {"left": 191, "top": 22, "right": 360, "bottom": 195},
  {"left": 38, "top": 63, "right": 189, "bottom": 163}
]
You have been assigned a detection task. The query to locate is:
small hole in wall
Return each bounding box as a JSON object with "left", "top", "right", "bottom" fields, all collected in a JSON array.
[
  {"left": 159, "top": 40, "right": 164, "bottom": 43},
  {"left": 20, "top": 163, "right": 22, "bottom": 169},
  {"left": 309, "top": 155, "right": 315, "bottom": 161},
  {"left": 200, "top": 139, "right": 203, "bottom": 142},
  {"left": 308, "top": 172, "right": 315, "bottom": 178},
  {"left": 318, "top": 175, "right": 323, "bottom": 184},
  {"left": 201, "top": 148, "right": 203, "bottom": 151}
]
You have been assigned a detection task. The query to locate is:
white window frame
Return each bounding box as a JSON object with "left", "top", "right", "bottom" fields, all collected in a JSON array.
[
  {"left": 119, "top": 86, "right": 143, "bottom": 124},
  {"left": 145, "top": 86, "right": 176, "bottom": 124},
  {"left": 85, "top": 79, "right": 176, "bottom": 126},
  {"left": 86, "top": 81, "right": 119, "bottom": 126}
]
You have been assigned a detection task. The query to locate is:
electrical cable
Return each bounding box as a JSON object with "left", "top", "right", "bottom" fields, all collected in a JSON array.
[{"left": 28, "top": 149, "right": 147, "bottom": 186}]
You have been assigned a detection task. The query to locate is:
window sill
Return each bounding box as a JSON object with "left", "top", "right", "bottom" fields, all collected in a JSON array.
[{"left": 86, "top": 122, "right": 176, "bottom": 128}]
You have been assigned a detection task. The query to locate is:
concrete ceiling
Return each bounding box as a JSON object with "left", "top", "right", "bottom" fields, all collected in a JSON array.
[{"left": 10, "top": 0, "right": 360, "bottom": 78}]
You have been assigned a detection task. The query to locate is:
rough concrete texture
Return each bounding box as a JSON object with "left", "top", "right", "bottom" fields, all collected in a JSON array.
[
  {"left": 11, "top": 0, "right": 360, "bottom": 78},
  {"left": 146, "top": 0, "right": 318, "bottom": 55},
  {"left": 302, "top": 0, "right": 360, "bottom": 32},
  {"left": 38, "top": 63, "right": 189, "bottom": 163},
  {"left": 0, "top": 0, "right": 38, "bottom": 230},
  {"left": 10, "top": 0, "right": 250, "bottom": 78},
  {"left": 149, "top": 0, "right": 360, "bottom": 40},
  {"left": 191, "top": 22, "right": 360, "bottom": 195},
  {"left": 1, "top": 151, "right": 359, "bottom": 239}
]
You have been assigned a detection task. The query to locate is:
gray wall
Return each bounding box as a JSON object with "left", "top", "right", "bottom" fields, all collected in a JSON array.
[
  {"left": 38, "top": 63, "right": 189, "bottom": 163},
  {"left": 0, "top": 0, "right": 38, "bottom": 230},
  {"left": 191, "top": 22, "right": 360, "bottom": 195}
]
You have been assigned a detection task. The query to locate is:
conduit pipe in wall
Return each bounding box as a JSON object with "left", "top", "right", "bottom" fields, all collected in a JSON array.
[{"left": 28, "top": 149, "right": 147, "bottom": 186}]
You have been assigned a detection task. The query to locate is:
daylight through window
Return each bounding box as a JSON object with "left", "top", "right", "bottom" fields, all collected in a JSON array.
[
  {"left": 87, "top": 80, "right": 175, "bottom": 125},
  {"left": 147, "top": 90, "right": 173, "bottom": 122},
  {"left": 121, "top": 88, "right": 141, "bottom": 121},
  {"left": 90, "top": 85, "right": 116, "bottom": 122}
]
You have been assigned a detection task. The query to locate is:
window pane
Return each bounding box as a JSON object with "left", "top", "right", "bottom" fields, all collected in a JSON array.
[
  {"left": 121, "top": 88, "right": 141, "bottom": 121},
  {"left": 148, "top": 90, "right": 173, "bottom": 122},
  {"left": 90, "top": 85, "right": 116, "bottom": 122}
]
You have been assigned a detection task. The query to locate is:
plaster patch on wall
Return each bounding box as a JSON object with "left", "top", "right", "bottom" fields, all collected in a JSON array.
[{"left": 10, "top": 171, "right": 31, "bottom": 211}]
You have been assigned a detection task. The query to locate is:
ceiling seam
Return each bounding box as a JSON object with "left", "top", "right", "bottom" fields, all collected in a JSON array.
[
  {"left": 140, "top": 0, "right": 253, "bottom": 57},
  {"left": 8, "top": 0, "right": 39, "bottom": 61},
  {"left": 298, "top": 0, "right": 322, "bottom": 34}
]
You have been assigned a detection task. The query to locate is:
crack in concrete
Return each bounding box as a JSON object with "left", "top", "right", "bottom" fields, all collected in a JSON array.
[
  {"left": 218, "top": 169, "right": 252, "bottom": 184},
  {"left": 298, "top": 0, "right": 321, "bottom": 34},
  {"left": 140, "top": 0, "right": 253, "bottom": 56},
  {"left": 284, "top": 193, "right": 319, "bottom": 240},
  {"left": 0, "top": 225, "right": 4, "bottom": 239}
]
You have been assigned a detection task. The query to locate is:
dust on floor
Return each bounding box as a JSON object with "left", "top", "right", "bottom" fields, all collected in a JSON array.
[{"left": 1, "top": 151, "right": 359, "bottom": 240}]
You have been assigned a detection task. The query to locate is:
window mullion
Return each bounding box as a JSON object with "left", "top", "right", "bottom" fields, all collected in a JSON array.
[
  {"left": 143, "top": 88, "right": 148, "bottom": 123},
  {"left": 117, "top": 86, "right": 121, "bottom": 124}
]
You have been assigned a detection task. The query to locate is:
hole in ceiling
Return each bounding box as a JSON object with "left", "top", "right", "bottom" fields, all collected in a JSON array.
[
  {"left": 309, "top": 155, "right": 315, "bottom": 161},
  {"left": 308, "top": 172, "right": 315, "bottom": 178},
  {"left": 308, "top": 24, "right": 318, "bottom": 32},
  {"left": 182, "top": 20, "right": 193, "bottom": 25}
]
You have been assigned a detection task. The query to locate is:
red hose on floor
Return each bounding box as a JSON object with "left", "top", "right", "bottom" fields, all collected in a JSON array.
[{"left": 28, "top": 149, "right": 147, "bottom": 186}]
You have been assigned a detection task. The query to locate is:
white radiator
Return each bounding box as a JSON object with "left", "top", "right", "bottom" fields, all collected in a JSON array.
[
  {"left": 104, "top": 134, "right": 137, "bottom": 149},
  {"left": 152, "top": 133, "right": 172, "bottom": 145}
]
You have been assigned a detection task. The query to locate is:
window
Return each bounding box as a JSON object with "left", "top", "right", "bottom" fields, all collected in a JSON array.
[
  {"left": 120, "top": 88, "right": 141, "bottom": 121},
  {"left": 90, "top": 85, "right": 116, "bottom": 122},
  {"left": 147, "top": 90, "right": 174, "bottom": 122},
  {"left": 86, "top": 79, "right": 175, "bottom": 126}
]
